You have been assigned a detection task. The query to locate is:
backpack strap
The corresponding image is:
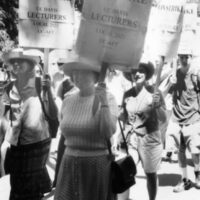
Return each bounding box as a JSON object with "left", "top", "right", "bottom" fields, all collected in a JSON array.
[
  {"left": 35, "top": 77, "right": 50, "bottom": 121},
  {"left": 191, "top": 74, "right": 200, "bottom": 112}
]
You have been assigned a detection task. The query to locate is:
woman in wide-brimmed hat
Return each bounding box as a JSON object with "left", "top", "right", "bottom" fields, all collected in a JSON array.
[
  {"left": 123, "top": 62, "right": 155, "bottom": 83},
  {"left": 3, "top": 49, "right": 58, "bottom": 200},
  {"left": 117, "top": 62, "right": 166, "bottom": 200},
  {"left": 54, "top": 53, "right": 118, "bottom": 200}
]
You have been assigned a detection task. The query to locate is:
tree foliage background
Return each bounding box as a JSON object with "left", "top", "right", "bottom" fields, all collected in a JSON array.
[{"left": 0, "top": 0, "right": 18, "bottom": 53}]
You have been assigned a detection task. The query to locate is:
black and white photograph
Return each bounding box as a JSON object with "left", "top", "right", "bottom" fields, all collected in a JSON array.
[{"left": 0, "top": 0, "right": 200, "bottom": 200}]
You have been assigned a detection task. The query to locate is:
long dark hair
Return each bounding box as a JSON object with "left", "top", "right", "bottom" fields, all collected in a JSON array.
[{"left": 74, "top": 0, "right": 84, "bottom": 12}]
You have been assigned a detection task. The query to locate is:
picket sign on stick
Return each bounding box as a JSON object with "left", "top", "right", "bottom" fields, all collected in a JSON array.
[
  {"left": 18, "top": 0, "right": 75, "bottom": 85},
  {"left": 19, "top": 0, "right": 74, "bottom": 49},
  {"left": 145, "top": 0, "right": 185, "bottom": 62},
  {"left": 98, "top": 62, "right": 109, "bottom": 83},
  {"left": 41, "top": 48, "right": 50, "bottom": 102},
  {"left": 193, "top": 3, "right": 200, "bottom": 56},
  {"left": 92, "top": 62, "right": 109, "bottom": 116},
  {"left": 154, "top": 56, "right": 165, "bottom": 93},
  {"left": 43, "top": 48, "right": 49, "bottom": 73},
  {"left": 76, "top": 0, "right": 152, "bottom": 71},
  {"left": 178, "top": 3, "right": 197, "bottom": 55},
  {"left": 172, "top": 57, "right": 178, "bottom": 78}
]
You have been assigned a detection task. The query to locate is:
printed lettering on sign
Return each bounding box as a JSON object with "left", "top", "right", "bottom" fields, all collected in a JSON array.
[
  {"left": 19, "top": 0, "right": 74, "bottom": 49},
  {"left": 76, "top": 0, "right": 153, "bottom": 70}
]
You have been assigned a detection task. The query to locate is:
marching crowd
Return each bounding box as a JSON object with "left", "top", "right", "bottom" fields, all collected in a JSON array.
[{"left": 0, "top": 47, "right": 200, "bottom": 200}]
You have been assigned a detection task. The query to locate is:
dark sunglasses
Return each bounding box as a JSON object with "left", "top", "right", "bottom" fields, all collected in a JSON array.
[
  {"left": 131, "top": 68, "right": 146, "bottom": 74},
  {"left": 57, "top": 62, "right": 64, "bottom": 67}
]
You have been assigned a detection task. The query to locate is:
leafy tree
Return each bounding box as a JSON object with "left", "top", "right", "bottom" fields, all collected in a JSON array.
[
  {"left": 0, "top": 0, "right": 18, "bottom": 51},
  {"left": 0, "top": 7, "right": 4, "bottom": 27},
  {"left": 0, "top": 30, "right": 15, "bottom": 52},
  {"left": 0, "top": 0, "right": 18, "bottom": 41}
]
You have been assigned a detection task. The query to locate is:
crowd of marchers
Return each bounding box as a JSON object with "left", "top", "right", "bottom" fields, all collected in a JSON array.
[{"left": 0, "top": 48, "right": 200, "bottom": 200}]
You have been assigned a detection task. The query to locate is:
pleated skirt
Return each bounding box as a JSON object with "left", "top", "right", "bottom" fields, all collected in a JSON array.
[{"left": 54, "top": 153, "right": 116, "bottom": 200}]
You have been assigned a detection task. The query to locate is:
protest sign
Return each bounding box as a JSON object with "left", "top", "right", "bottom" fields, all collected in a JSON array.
[
  {"left": 193, "top": 1, "right": 200, "bottom": 56},
  {"left": 75, "top": 0, "right": 152, "bottom": 70},
  {"left": 19, "top": 0, "right": 74, "bottom": 49},
  {"left": 178, "top": 2, "right": 197, "bottom": 55},
  {"left": 196, "top": 2, "right": 200, "bottom": 30},
  {"left": 144, "top": 0, "right": 186, "bottom": 61}
]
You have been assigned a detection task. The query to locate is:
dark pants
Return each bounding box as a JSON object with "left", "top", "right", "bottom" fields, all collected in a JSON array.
[{"left": 53, "top": 134, "right": 65, "bottom": 187}]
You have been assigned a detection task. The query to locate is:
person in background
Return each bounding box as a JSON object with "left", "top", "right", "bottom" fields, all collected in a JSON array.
[
  {"left": 74, "top": 0, "right": 84, "bottom": 12},
  {"left": 51, "top": 59, "right": 65, "bottom": 95},
  {"left": 0, "top": 60, "right": 11, "bottom": 177},
  {"left": 3, "top": 49, "right": 58, "bottom": 200},
  {"left": 163, "top": 51, "right": 200, "bottom": 192},
  {"left": 56, "top": 60, "right": 76, "bottom": 101},
  {"left": 0, "top": 60, "right": 23, "bottom": 177},
  {"left": 117, "top": 62, "right": 166, "bottom": 200},
  {"left": 158, "top": 59, "right": 178, "bottom": 162},
  {"left": 105, "top": 68, "right": 128, "bottom": 107},
  {"left": 54, "top": 55, "right": 118, "bottom": 200}
]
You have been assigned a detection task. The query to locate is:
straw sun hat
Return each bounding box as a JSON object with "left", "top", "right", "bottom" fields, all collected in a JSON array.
[
  {"left": 3, "top": 49, "right": 40, "bottom": 74},
  {"left": 4, "top": 49, "right": 40, "bottom": 65},
  {"left": 62, "top": 52, "right": 101, "bottom": 76}
]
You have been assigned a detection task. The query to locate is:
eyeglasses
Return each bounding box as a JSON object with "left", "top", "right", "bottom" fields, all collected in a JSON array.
[{"left": 131, "top": 68, "right": 146, "bottom": 74}]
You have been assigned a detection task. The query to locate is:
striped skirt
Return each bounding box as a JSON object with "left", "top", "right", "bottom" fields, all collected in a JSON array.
[{"left": 54, "top": 153, "right": 116, "bottom": 200}]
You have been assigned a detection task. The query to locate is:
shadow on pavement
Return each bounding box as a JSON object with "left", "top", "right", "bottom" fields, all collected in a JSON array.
[
  {"left": 158, "top": 173, "right": 181, "bottom": 186},
  {"left": 135, "top": 175, "right": 146, "bottom": 179},
  {"left": 187, "top": 159, "right": 194, "bottom": 167},
  {"left": 136, "top": 173, "right": 182, "bottom": 187}
]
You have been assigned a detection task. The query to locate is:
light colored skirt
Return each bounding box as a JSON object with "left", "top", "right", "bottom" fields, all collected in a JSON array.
[
  {"left": 137, "top": 132, "right": 163, "bottom": 173},
  {"left": 54, "top": 153, "right": 115, "bottom": 200}
]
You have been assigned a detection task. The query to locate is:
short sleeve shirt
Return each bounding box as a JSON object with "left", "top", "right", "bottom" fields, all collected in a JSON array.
[
  {"left": 6, "top": 97, "right": 49, "bottom": 145},
  {"left": 123, "top": 86, "right": 165, "bottom": 135},
  {"left": 169, "top": 68, "right": 200, "bottom": 125}
]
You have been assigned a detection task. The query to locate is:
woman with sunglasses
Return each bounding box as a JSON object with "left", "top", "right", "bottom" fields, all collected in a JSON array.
[{"left": 117, "top": 62, "right": 166, "bottom": 200}]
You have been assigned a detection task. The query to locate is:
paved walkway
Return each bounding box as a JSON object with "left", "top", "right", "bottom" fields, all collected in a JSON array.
[{"left": 1, "top": 149, "right": 200, "bottom": 200}]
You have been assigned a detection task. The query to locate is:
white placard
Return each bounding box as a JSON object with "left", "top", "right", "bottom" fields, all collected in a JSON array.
[
  {"left": 145, "top": 0, "right": 186, "bottom": 61},
  {"left": 193, "top": 1, "right": 200, "bottom": 56},
  {"left": 76, "top": 0, "right": 153, "bottom": 70},
  {"left": 178, "top": 2, "right": 197, "bottom": 54},
  {"left": 19, "top": 0, "right": 74, "bottom": 49}
]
